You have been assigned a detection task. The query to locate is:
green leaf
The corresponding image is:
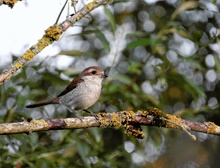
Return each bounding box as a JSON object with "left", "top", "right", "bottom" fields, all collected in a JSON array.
[
  {"left": 58, "top": 50, "right": 93, "bottom": 57},
  {"left": 104, "top": 6, "right": 116, "bottom": 32},
  {"left": 182, "top": 57, "right": 204, "bottom": 71},
  {"left": 184, "top": 76, "right": 206, "bottom": 98},
  {"left": 125, "top": 38, "right": 155, "bottom": 50},
  {"left": 76, "top": 141, "right": 91, "bottom": 168},
  {"left": 169, "top": 72, "right": 206, "bottom": 99},
  {"left": 214, "top": 56, "right": 220, "bottom": 73},
  {"left": 95, "top": 30, "right": 110, "bottom": 53},
  {"left": 129, "top": 63, "right": 143, "bottom": 74},
  {"left": 114, "top": 74, "right": 132, "bottom": 85}
]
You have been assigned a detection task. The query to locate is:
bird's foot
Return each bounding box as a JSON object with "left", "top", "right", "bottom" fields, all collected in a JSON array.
[
  {"left": 83, "top": 109, "right": 99, "bottom": 120},
  {"left": 75, "top": 114, "right": 84, "bottom": 122}
]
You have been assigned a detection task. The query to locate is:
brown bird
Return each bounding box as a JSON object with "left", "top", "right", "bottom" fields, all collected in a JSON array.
[{"left": 26, "top": 66, "right": 107, "bottom": 117}]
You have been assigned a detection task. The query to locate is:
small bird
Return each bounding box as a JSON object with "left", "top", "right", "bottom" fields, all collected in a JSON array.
[{"left": 26, "top": 66, "right": 107, "bottom": 118}]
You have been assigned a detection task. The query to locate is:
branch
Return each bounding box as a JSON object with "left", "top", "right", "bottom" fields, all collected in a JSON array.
[
  {"left": 1, "top": 108, "right": 220, "bottom": 140},
  {"left": 0, "top": 0, "right": 111, "bottom": 84}
]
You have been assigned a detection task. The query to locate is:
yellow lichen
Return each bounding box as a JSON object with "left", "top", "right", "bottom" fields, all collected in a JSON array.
[
  {"left": 165, "top": 114, "right": 196, "bottom": 140},
  {"left": 205, "top": 121, "right": 218, "bottom": 134},
  {"left": 98, "top": 113, "right": 110, "bottom": 127},
  {"left": 87, "top": 2, "right": 94, "bottom": 10},
  {"left": 138, "top": 107, "right": 166, "bottom": 119},
  {"left": 138, "top": 107, "right": 167, "bottom": 127},
  {"left": 14, "top": 62, "right": 22, "bottom": 70},
  {"left": 147, "top": 107, "right": 166, "bottom": 118},
  {"left": 45, "top": 24, "right": 62, "bottom": 41},
  {"left": 30, "top": 119, "right": 48, "bottom": 127},
  {"left": 98, "top": 111, "right": 144, "bottom": 139},
  {"left": 22, "top": 25, "right": 61, "bottom": 62},
  {"left": 4, "top": 0, "right": 18, "bottom": 8},
  {"left": 37, "top": 38, "right": 50, "bottom": 51},
  {"left": 124, "top": 125, "right": 145, "bottom": 139},
  {"left": 98, "top": 111, "right": 136, "bottom": 128},
  {"left": 111, "top": 113, "right": 122, "bottom": 127},
  {"left": 165, "top": 114, "right": 182, "bottom": 129},
  {"left": 22, "top": 49, "right": 35, "bottom": 60},
  {"left": 126, "top": 111, "right": 136, "bottom": 119}
]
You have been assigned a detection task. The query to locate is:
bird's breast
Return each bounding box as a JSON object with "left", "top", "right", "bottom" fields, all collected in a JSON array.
[{"left": 59, "top": 79, "right": 102, "bottom": 111}]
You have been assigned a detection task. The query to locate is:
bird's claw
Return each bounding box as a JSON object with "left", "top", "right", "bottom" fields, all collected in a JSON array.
[{"left": 83, "top": 109, "right": 99, "bottom": 120}]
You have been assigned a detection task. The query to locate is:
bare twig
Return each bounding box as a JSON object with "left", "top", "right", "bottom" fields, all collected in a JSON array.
[{"left": 55, "top": 0, "right": 69, "bottom": 25}]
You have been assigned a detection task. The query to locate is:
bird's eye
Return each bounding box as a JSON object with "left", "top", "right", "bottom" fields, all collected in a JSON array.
[{"left": 91, "top": 70, "right": 97, "bottom": 74}]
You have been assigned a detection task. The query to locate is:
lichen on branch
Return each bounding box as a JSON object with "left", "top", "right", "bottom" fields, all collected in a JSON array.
[{"left": 0, "top": 108, "right": 220, "bottom": 140}]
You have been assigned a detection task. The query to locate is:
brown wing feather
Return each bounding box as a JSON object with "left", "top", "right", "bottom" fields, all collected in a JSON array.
[{"left": 57, "top": 77, "right": 84, "bottom": 97}]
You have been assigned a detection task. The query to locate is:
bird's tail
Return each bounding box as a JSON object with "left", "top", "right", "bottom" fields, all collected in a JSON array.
[{"left": 26, "top": 97, "right": 59, "bottom": 108}]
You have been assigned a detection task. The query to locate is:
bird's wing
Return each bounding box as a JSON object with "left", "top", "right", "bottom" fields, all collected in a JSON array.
[{"left": 57, "top": 77, "right": 84, "bottom": 97}]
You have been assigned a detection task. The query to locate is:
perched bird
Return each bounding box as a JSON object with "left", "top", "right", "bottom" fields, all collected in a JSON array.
[{"left": 26, "top": 66, "right": 107, "bottom": 118}]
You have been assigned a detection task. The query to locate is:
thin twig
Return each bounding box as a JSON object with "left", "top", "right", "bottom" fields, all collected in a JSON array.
[{"left": 55, "top": 0, "right": 69, "bottom": 24}]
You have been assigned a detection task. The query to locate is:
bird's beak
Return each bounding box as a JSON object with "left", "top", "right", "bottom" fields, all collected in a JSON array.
[{"left": 102, "top": 73, "right": 108, "bottom": 78}]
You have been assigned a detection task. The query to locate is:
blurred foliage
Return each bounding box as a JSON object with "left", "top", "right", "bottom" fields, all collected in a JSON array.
[{"left": 1, "top": 0, "right": 220, "bottom": 167}]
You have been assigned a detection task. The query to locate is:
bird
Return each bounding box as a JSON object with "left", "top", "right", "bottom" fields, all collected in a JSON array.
[{"left": 26, "top": 66, "right": 107, "bottom": 118}]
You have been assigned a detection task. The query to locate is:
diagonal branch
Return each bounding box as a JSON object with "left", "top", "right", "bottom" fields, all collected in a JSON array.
[
  {"left": 0, "top": 108, "right": 220, "bottom": 140},
  {"left": 0, "top": 0, "right": 111, "bottom": 84}
]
